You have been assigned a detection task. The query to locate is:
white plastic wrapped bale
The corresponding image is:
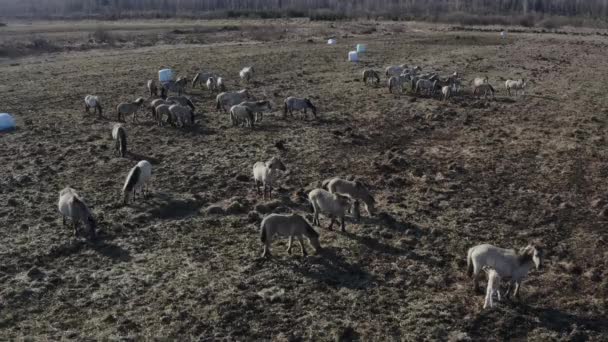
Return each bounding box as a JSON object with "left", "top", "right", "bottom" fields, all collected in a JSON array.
[
  {"left": 327, "top": 38, "right": 337, "bottom": 45},
  {"left": 348, "top": 51, "right": 358, "bottom": 62},
  {"left": 356, "top": 44, "right": 366, "bottom": 53},
  {"left": 0, "top": 113, "right": 16, "bottom": 132}
]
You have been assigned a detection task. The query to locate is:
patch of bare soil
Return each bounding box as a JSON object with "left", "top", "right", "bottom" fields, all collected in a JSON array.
[{"left": 1, "top": 21, "right": 608, "bottom": 340}]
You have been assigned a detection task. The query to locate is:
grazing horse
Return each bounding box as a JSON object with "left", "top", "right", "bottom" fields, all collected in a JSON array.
[
  {"left": 283, "top": 97, "right": 317, "bottom": 119},
  {"left": 253, "top": 157, "right": 286, "bottom": 199},
  {"left": 467, "top": 244, "right": 543, "bottom": 298},
  {"left": 362, "top": 69, "right": 380, "bottom": 85},
  {"left": 260, "top": 213, "right": 321, "bottom": 258},
  {"left": 122, "top": 160, "right": 152, "bottom": 204},
  {"left": 58, "top": 187, "right": 97, "bottom": 239}
]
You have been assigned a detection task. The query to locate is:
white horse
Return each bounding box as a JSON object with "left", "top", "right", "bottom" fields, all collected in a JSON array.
[
  {"left": 505, "top": 79, "right": 527, "bottom": 96},
  {"left": 467, "top": 244, "right": 542, "bottom": 298}
]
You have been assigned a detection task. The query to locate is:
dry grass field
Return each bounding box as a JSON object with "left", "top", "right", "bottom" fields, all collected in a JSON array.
[{"left": 1, "top": 20, "right": 608, "bottom": 340}]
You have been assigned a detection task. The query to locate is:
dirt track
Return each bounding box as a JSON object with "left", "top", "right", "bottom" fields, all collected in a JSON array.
[{"left": 1, "top": 21, "right": 608, "bottom": 340}]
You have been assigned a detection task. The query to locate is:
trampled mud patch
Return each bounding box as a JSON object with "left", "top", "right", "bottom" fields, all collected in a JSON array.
[
  {"left": 2, "top": 21, "right": 608, "bottom": 340},
  {"left": 146, "top": 194, "right": 203, "bottom": 220}
]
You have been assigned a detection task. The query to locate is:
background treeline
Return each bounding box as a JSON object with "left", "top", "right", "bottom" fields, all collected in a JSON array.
[{"left": 3, "top": 0, "right": 608, "bottom": 26}]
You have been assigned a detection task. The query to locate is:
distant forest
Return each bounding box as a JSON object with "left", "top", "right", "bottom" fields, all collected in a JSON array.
[{"left": 3, "top": 0, "right": 608, "bottom": 21}]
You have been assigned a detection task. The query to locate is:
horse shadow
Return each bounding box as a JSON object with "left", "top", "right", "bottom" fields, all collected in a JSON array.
[
  {"left": 127, "top": 152, "right": 161, "bottom": 164},
  {"left": 359, "top": 212, "right": 422, "bottom": 234},
  {"left": 254, "top": 121, "right": 285, "bottom": 133},
  {"left": 338, "top": 230, "right": 408, "bottom": 256},
  {"left": 90, "top": 239, "right": 132, "bottom": 262},
  {"left": 38, "top": 236, "right": 132, "bottom": 264},
  {"left": 492, "top": 97, "right": 517, "bottom": 104},
  {"left": 314, "top": 116, "right": 345, "bottom": 126},
  {"left": 526, "top": 305, "right": 608, "bottom": 334},
  {"left": 467, "top": 302, "right": 608, "bottom": 338},
  {"left": 183, "top": 123, "right": 216, "bottom": 136},
  {"left": 287, "top": 247, "right": 376, "bottom": 289}
]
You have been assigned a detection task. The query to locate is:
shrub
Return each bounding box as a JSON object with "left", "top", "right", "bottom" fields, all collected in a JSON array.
[
  {"left": 441, "top": 12, "right": 510, "bottom": 26},
  {"left": 309, "top": 10, "right": 348, "bottom": 21},
  {"left": 285, "top": 9, "right": 306, "bottom": 18},
  {"left": 91, "top": 26, "right": 115, "bottom": 44},
  {"left": 220, "top": 25, "right": 240, "bottom": 31},
  {"left": 517, "top": 15, "right": 536, "bottom": 27},
  {"left": 248, "top": 25, "right": 284, "bottom": 42},
  {"left": 28, "top": 37, "right": 59, "bottom": 52},
  {"left": 539, "top": 18, "right": 560, "bottom": 29},
  {"left": 539, "top": 16, "right": 584, "bottom": 28}
]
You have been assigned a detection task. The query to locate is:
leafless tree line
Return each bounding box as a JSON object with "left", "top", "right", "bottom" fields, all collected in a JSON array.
[{"left": 3, "top": 0, "right": 608, "bottom": 19}]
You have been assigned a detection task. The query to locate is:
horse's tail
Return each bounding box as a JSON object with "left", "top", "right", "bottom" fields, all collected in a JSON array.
[
  {"left": 466, "top": 248, "right": 474, "bottom": 277},
  {"left": 192, "top": 73, "right": 199, "bottom": 88},
  {"left": 118, "top": 128, "right": 127, "bottom": 157},
  {"left": 247, "top": 108, "right": 255, "bottom": 128},
  {"left": 260, "top": 222, "right": 267, "bottom": 243},
  {"left": 186, "top": 98, "right": 195, "bottom": 111},
  {"left": 321, "top": 178, "right": 333, "bottom": 190},
  {"left": 304, "top": 220, "right": 319, "bottom": 238}
]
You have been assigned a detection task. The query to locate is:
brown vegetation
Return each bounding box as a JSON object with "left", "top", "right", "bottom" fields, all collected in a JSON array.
[
  {"left": 2, "top": 0, "right": 608, "bottom": 29},
  {"left": 1, "top": 20, "right": 608, "bottom": 340}
]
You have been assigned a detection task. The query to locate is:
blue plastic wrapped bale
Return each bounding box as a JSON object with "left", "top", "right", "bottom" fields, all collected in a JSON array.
[
  {"left": 158, "top": 69, "right": 174, "bottom": 82},
  {"left": 0, "top": 113, "right": 15, "bottom": 132},
  {"left": 348, "top": 51, "right": 358, "bottom": 62}
]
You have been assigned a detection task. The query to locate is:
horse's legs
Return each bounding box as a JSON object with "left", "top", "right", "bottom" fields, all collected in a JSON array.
[
  {"left": 473, "top": 271, "right": 482, "bottom": 294},
  {"left": 298, "top": 236, "right": 308, "bottom": 256},
  {"left": 286, "top": 236, "right": 293, "bottom": 254},
  {"left": 327, "top": 216, "right": 335, "bottom": 230},
  {"left": 513, "top": 282, "right": 521, "bottom": 299},
  {"left": 262, "top": 240, "right": 272, "bottom": 258},
  {"left": 340, "top": 215, "right": 345, "bottom": 232},
  {"left": 255, "top": 180, "right": 261, "bottom": 196},
  {"left": 313, "top": 208, "right": 319, "bottom": 226},
  {"left": 504, "top": 281, "right": 512, "bottom": 298}
]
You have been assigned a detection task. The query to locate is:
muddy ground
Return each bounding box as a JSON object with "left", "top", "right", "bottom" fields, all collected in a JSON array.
[{"left": 1, "top": 20, "right": 608, "bottom": 340}]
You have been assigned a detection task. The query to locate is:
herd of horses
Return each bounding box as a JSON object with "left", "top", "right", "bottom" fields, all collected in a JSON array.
[{"left": 62, "top": 58, "right": 538, "bottom": 310}]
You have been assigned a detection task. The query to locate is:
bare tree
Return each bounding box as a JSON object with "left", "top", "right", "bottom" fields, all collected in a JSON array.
[{"left": 2, "top": 0, "right": 608, "bottom": 21}]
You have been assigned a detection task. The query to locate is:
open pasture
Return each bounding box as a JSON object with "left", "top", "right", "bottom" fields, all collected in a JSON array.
[{"left": 1, "top": 20, "right": 608, "bottom": 340}]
